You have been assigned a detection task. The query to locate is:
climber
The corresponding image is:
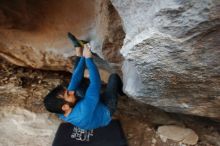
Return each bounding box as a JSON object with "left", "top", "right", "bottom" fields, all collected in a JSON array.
[{"left": 43, "top": 32, "right": 123, "bottom": 130}]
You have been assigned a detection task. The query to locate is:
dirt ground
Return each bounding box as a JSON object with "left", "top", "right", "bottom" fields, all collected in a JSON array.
[{"left": 0, "top": 58, "right": 220, "bottom": 146}]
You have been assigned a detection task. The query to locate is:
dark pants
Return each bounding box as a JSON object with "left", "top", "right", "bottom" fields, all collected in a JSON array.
[{"left": 73, "top": 57, "right": 122, "bottom": 116}]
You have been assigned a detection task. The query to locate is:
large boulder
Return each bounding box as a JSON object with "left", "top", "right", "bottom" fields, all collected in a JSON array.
[
  {"left": 0, "top": 106, "right": 60, "bottom": 146},
  {"left": 111, "top": 0, "right": 220, "bottom": 119}
]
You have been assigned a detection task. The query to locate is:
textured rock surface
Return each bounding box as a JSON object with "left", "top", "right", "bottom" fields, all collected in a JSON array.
[
  {"left": 0, "top": 0, "right": 124, "bottom": 71},
  {"left": 157, "top": 125, "right": 198, "bottom": 145},
  {"left": 0, "top": 0, "right": 220, "bottom": 119},
  {"left": 0, "top": 0, "right": 97, "bottom": 70},
  {"left": 111, "top": 0, "right": 220, "bottom": 118},
  {"left": 0, "top": 106, "right": 60, "bottom": 146}
]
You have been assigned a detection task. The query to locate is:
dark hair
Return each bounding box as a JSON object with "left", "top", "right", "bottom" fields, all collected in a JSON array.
[{"left": 43, "top": 85, "right": 67, "bottom": 114}]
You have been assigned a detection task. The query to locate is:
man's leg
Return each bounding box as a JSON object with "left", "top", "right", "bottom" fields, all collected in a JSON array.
[
  {"left": 67, "top": 48, "right": 87, "bottom": 90},
  {"left": 74, "top": 57, "right": 81, "bottom": 69},
  {"left": 69, "top": 32, "right": 86, "bottom": 70},
  {"left": 101, "top": 73, "right": 123, "bottom": 116},
  {"left": 70, "top": 51, "right": 90, "bottom": 98},
  {"left": 73, "top": 49, "right": 88, "bottom": 97}
]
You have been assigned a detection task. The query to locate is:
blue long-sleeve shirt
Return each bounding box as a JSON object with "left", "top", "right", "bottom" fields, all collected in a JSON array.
[{"left": 59, "top": 57, "right": 111, "bottom": 130}]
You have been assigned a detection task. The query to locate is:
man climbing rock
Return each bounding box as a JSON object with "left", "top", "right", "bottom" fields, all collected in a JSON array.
[{"left": 44, "top": 33, "right": 123, "bottom": 130}]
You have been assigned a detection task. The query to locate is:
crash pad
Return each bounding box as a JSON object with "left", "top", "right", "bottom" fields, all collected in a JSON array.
[{"left": 52, "top": 120, "right": 128, "bottom": 146}]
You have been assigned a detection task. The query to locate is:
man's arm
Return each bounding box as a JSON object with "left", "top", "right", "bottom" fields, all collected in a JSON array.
[{"left": 67, "top": 57, "right": 85, "bottom": 91}]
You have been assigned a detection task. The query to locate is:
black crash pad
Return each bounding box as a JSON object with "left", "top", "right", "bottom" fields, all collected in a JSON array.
[{"left": 52, "top": 120, "right": 128, "bottom": 146}]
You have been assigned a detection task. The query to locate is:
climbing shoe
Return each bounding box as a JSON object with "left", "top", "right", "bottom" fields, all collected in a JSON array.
[
  {"left": 79, "top": 40, "right": 88, "bottom": 45},
  {"left": 67, "top": 32, "right": 82, "bottom": 47}
]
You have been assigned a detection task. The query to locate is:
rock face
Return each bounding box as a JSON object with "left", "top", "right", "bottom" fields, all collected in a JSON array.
[
  {"left": 0, "top": 0, "right": 95, "bottom": 70},
  {"left": 157, "top": 125, "right": 198, "bottom": 145},
  {"left": 0, "top": 0, "right": 220, "bottom": 119},
  {"left": 111, "top": 0, "right": 220, "bottom": 119},
  {"left": 0, "top": 106, "right": 60, "bottom": 146},
  {"left": 0, "top": 0, "right": 124, "bottom": 71}
]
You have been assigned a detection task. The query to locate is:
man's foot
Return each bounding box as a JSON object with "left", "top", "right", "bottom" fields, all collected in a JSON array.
[
  {"left": 79, "top": 40, "right": 88, "bottom": 44},
  {"left": 67, "top": 32, "right": 82, "bottom": 47},
  {"left": 67, "top": 33, "right": 98, "bottom": 56}
]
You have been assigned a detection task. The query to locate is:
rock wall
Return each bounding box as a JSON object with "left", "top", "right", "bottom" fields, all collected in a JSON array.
[
  {"left": 111, "top": 0, "right": 220, "bottom": 119},
  {"left": 0, "top": 0, "right": 220, "bottom": 119},
  {"left": 0, "top": 0, "right": 97, "bottom": 70},
  {"left": 0, "top": 106, "right": 60, "bottom": 146}
]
